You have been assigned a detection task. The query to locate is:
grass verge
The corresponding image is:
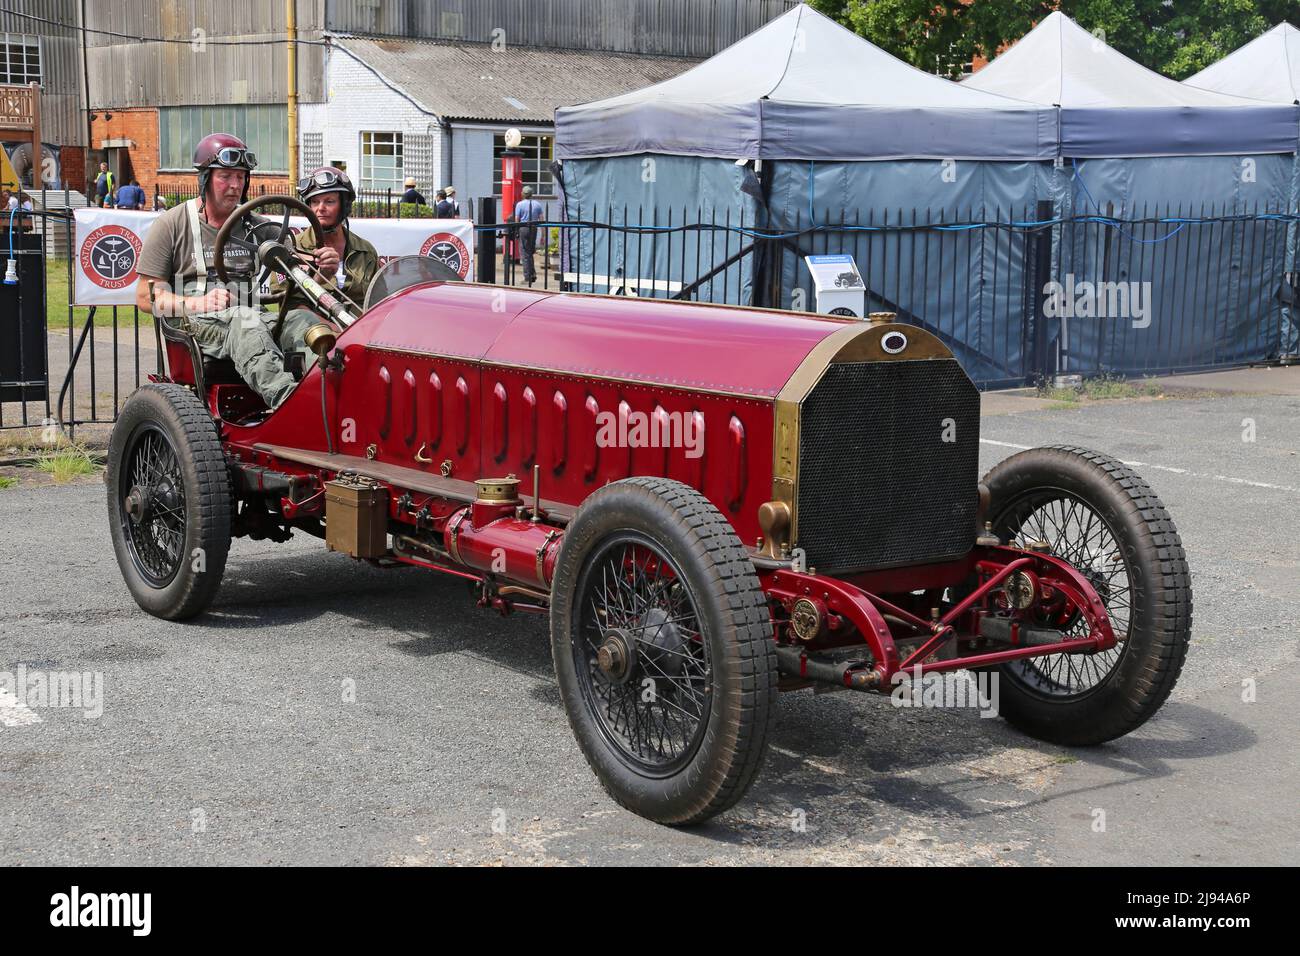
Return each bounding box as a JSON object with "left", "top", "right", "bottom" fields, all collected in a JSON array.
[
  {"left": 1038, "top": 375, "right": 1165, "bottom": 404},
  {"left": 32, "top": 444, "right": 103, "bottom": 483}
]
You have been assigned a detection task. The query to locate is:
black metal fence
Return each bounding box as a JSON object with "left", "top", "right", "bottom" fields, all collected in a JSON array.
[
  {"left": 1054, "top": 202, "right": 1297, "bottom": 377},
  {"left": 552, "top": 200, "right": 1299, "bottom": 386},
  {"left": 0, "top": 208, "right": 163, "bottom": 438},
  {"left": 3, "top": 200, "right": 1297, "bottom": 437}
]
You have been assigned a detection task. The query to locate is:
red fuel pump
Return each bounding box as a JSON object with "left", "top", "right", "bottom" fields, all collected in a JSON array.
[{"left": 500, "top": 130, "right": 523, "bottom": 265}]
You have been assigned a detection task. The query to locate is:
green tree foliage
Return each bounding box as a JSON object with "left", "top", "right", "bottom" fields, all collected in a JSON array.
[{"left": 805, "top": 0, "right": 1294, "bottom": 80}]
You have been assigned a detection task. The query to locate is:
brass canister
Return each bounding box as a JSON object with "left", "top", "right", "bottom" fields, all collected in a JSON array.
[{"left": 325, "top": 474, "right": 390, "bottom": 559}]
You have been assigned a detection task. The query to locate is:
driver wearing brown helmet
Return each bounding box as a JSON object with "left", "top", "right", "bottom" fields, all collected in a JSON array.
[{"left": 135, "top": 132, "right": 340, "bottom": 409}]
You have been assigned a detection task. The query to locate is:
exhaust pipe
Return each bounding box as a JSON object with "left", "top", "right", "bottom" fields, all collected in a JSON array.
[{"left": 775, "top": 646, "right": 881, "bottom": 691}]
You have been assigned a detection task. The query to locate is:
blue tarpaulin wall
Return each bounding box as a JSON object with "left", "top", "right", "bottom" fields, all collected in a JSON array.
[
  {"left": 556, "top": 5, "right": 1300, "bottom": 383},
  {"left": 1056, "top": 155, "right": 1299, "bottom": 374},
  {"left": 562, "top": 152, "right": 1299, "bottom": 384},
  {"left": 559, "top": 155, "right": 760, "bottom": 305}
]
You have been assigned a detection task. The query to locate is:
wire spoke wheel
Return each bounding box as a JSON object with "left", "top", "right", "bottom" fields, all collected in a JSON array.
[
  {"left": 980, "top": 446, "right": 1191, "bottom": 746},
  {"left": 550, "top": 478, "right": 777, "bottom": 825},
  {"left": 995, "top": 490, "right": 1133, "bottom": 699},
  {"left": 119, "top": 424, "right": 188, "bottom": 587},
  {"left": 107, "top": 384, "right": 231, "bottom": 620},
  {"left": 574, "top": 535, "right": 712, "bottom": 776}
]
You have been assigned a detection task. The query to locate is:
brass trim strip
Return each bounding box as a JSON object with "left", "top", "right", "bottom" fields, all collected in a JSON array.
[
  {"left": 536, "top": 529, "right": 561, "bottom": 587},
  {"left": 447, "top": 509, "right": 468, "bottom": 565},
  {"left": 774, "top": 322, "right": 954, "bottom": 408}
]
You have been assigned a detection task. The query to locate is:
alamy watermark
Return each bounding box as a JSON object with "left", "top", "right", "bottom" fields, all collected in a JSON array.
[
  {"left": 1044, "top": 274, "right": 1151, "bottom": 328},
  {"left": 0, "top": 665, "right": 104, "bottom": 719},
  {"left": 595, "top": 409, "right": 703, "bottom": 459},
  {"left": 890, "top": 666, "right": 999, "bottom": 718}
]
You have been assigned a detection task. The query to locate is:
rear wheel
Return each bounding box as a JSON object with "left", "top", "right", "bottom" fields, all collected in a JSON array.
[
  {"left": 107, "top": 384, "right": 231, "bottom": 620},
  {"left": 982, "top": 445, "right": 1192, "bottom": 745},
  {"left": 550, "top": 478, "right": 778, "bottom": 825}
]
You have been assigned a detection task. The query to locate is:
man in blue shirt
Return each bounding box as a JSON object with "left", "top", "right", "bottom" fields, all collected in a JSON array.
[
  {"left": 117, "top": 179, "right": 145, "bottom": 210},
  {"left": 513, "top": 186, "right": 545, "bottom": 285}
]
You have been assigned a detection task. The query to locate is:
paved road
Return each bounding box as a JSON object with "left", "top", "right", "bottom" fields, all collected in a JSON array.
[{"left": 0, "top": 390, "right": 1296, "bottom": 865}]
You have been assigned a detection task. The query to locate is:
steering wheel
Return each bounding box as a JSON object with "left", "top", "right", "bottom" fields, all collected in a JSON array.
[{"left": 212, "top": 194, "right": 325, "bottom": 288}]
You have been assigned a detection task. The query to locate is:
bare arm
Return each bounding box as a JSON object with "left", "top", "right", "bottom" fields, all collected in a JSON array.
[{"left": 135, "top": 275, "right": 229, "bottom": 318}]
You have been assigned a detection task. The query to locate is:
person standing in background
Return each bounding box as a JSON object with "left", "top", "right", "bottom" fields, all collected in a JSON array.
[
  {"left": 513, "top": 185, "right": 545, "bottom": 286},
  {"left": 94, "top": 162, "right": 116, "bottom": 208},
  {"left": 443, "top": 186, "right": 460, "bottom": 218},
  {"left": 401, "top": 176, "right": 426, "bottom": 207},
  {"left": 117, "top": 179, "right": 145, "bottom": 210},
  {"left": 15, "top": 191, "right": 33, "bottom": 230}
]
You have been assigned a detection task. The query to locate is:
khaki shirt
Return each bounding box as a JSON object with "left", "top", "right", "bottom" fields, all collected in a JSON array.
[
  {"left": 136, "top": 200, "right": 259, "bottom": 298},
  {"left": 274, "top": 227, "right": 379, "bottom": 315}
]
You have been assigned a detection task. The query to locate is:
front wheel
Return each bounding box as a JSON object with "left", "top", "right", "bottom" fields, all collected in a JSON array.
[
  {"left": 106, "top": 384, "right": 231, "bottom": 620},
  {"left": 550, "top": 478, "right": 778, "bottom": 825},
  {"left": 982, "top": 445, "right": 1192, "bottom": 745}
]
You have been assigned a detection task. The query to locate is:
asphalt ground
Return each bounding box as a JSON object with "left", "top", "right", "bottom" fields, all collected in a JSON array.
[{"left": 0, "top": 384, "right": 1296, "bottom": 866}]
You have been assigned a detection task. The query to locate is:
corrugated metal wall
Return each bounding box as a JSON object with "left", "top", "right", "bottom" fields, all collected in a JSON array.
[
  {"left": 84, "top": 0, "right": 327, "bottom": 108},
  {"left": 5, "top": 0, "right": 798, "bottom": 142},
  {"left": 0, "top": 0, "right": 84, "bottom": 146},
  {"left": 324, "top": 0, "right": 797, "bottom": 57}
]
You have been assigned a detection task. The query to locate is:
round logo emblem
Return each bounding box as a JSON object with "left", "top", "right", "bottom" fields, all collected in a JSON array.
[
  {"left": 881, "top": 331, "right": 909, "bottom": 354},
  {"left": 79, "top": 225, "right": 142, "bottom": 290},
  {"left": 419, "top": 232, "right": 471, "bottom": 279},
  {"left": 828, "top": 307, "right": 857, "bottom": 317}
]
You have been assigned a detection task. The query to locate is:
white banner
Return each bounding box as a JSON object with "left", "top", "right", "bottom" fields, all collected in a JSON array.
[{"left": 72, "top": 207, "right": 476, "bottom": 307}]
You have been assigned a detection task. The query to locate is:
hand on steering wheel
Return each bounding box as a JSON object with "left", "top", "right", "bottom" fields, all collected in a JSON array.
[{"left": 212, "top": 194, "right": 325, "bottom": 289}]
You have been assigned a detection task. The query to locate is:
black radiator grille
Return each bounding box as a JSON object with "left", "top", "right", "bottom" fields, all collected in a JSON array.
[{"left": 796, "top": 359, "right": 980, "bottom": 574}]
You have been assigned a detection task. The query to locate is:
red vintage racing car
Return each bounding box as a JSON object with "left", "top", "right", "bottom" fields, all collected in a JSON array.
[{"left": 107, "top": 196, "right": 1192, "bottom": 825}]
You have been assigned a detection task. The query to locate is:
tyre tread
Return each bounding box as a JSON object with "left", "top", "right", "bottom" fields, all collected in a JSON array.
[
  {"left": 551, "top": 476, "right": 777, "bottom": 825},
  {"left": 983, "top": 445, "right": 1192, "bottom": 744}
]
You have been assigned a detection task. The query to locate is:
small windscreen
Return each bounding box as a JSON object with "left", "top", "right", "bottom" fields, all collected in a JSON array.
[{"left": 363, "top": 255, "right": 463, "bottom": 311}]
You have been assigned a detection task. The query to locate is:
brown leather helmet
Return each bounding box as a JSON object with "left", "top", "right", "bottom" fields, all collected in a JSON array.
[
  {"left": 296, "top": 166, "right": 355, "bottom": 226},
  {"left": 193, "top": 132, "right": 257, "bottom": 206}
]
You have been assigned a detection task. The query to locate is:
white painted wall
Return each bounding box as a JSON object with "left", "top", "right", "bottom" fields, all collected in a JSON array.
[
  {"left": 299, "top": 45, "right": 447, "bottom": 198},
  {"left": 450, "top": 122, "right": 558, "bottom": 223},
  {"left": 298, "top": 44, "right": 559, "bottom": 221}
]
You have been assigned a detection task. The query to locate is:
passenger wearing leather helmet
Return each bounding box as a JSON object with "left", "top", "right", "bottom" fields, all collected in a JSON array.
[
  {"left": 271, "top": 166, "right": 378, "bottom": 369},
  {"left": 134, "top": 133, "right": 340, "bottom": 409}
]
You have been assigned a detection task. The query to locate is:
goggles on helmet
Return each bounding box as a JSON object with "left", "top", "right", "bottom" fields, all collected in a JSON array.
[
  {"left": 212, "top": 147, "right": 257, "bottom": 170},
  {"left": 297, "top": 169, "right": 349, "bottom": 194}
]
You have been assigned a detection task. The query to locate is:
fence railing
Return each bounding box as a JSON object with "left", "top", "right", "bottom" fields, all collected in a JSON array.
[
  {"left": 551, "top": 200, "right": 1300, "bottom": 385},
  {"left": 143, "top": 184, "right": 481, "bottom": 221},
  {"left": 3, "top": 200, "right": 1298, "bottom": 437}
]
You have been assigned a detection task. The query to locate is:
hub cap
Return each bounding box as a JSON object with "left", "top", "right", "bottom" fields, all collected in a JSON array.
[{"left": 996, "top": 491, "right": 1133, "bottom": 698}]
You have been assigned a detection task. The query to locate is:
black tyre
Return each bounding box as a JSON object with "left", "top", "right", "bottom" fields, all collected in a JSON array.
[
  {"left": 981, "top": 445, "right": 1192, "bottom": 745},
  {"left": 550, "top": 477, "right": 778, "bottom": 825},
  {"left": 107, "top": 384, "right": 231, "bottom": 620}
]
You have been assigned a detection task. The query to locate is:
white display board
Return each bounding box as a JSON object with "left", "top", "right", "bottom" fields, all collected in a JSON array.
[{"left": 804, "top": 253, "right": 866, "bottom": 318}]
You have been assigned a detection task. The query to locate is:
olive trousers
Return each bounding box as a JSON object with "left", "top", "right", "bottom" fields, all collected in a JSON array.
[{"left": 184, "top": 306, "right": 322, "bottom": 409}]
